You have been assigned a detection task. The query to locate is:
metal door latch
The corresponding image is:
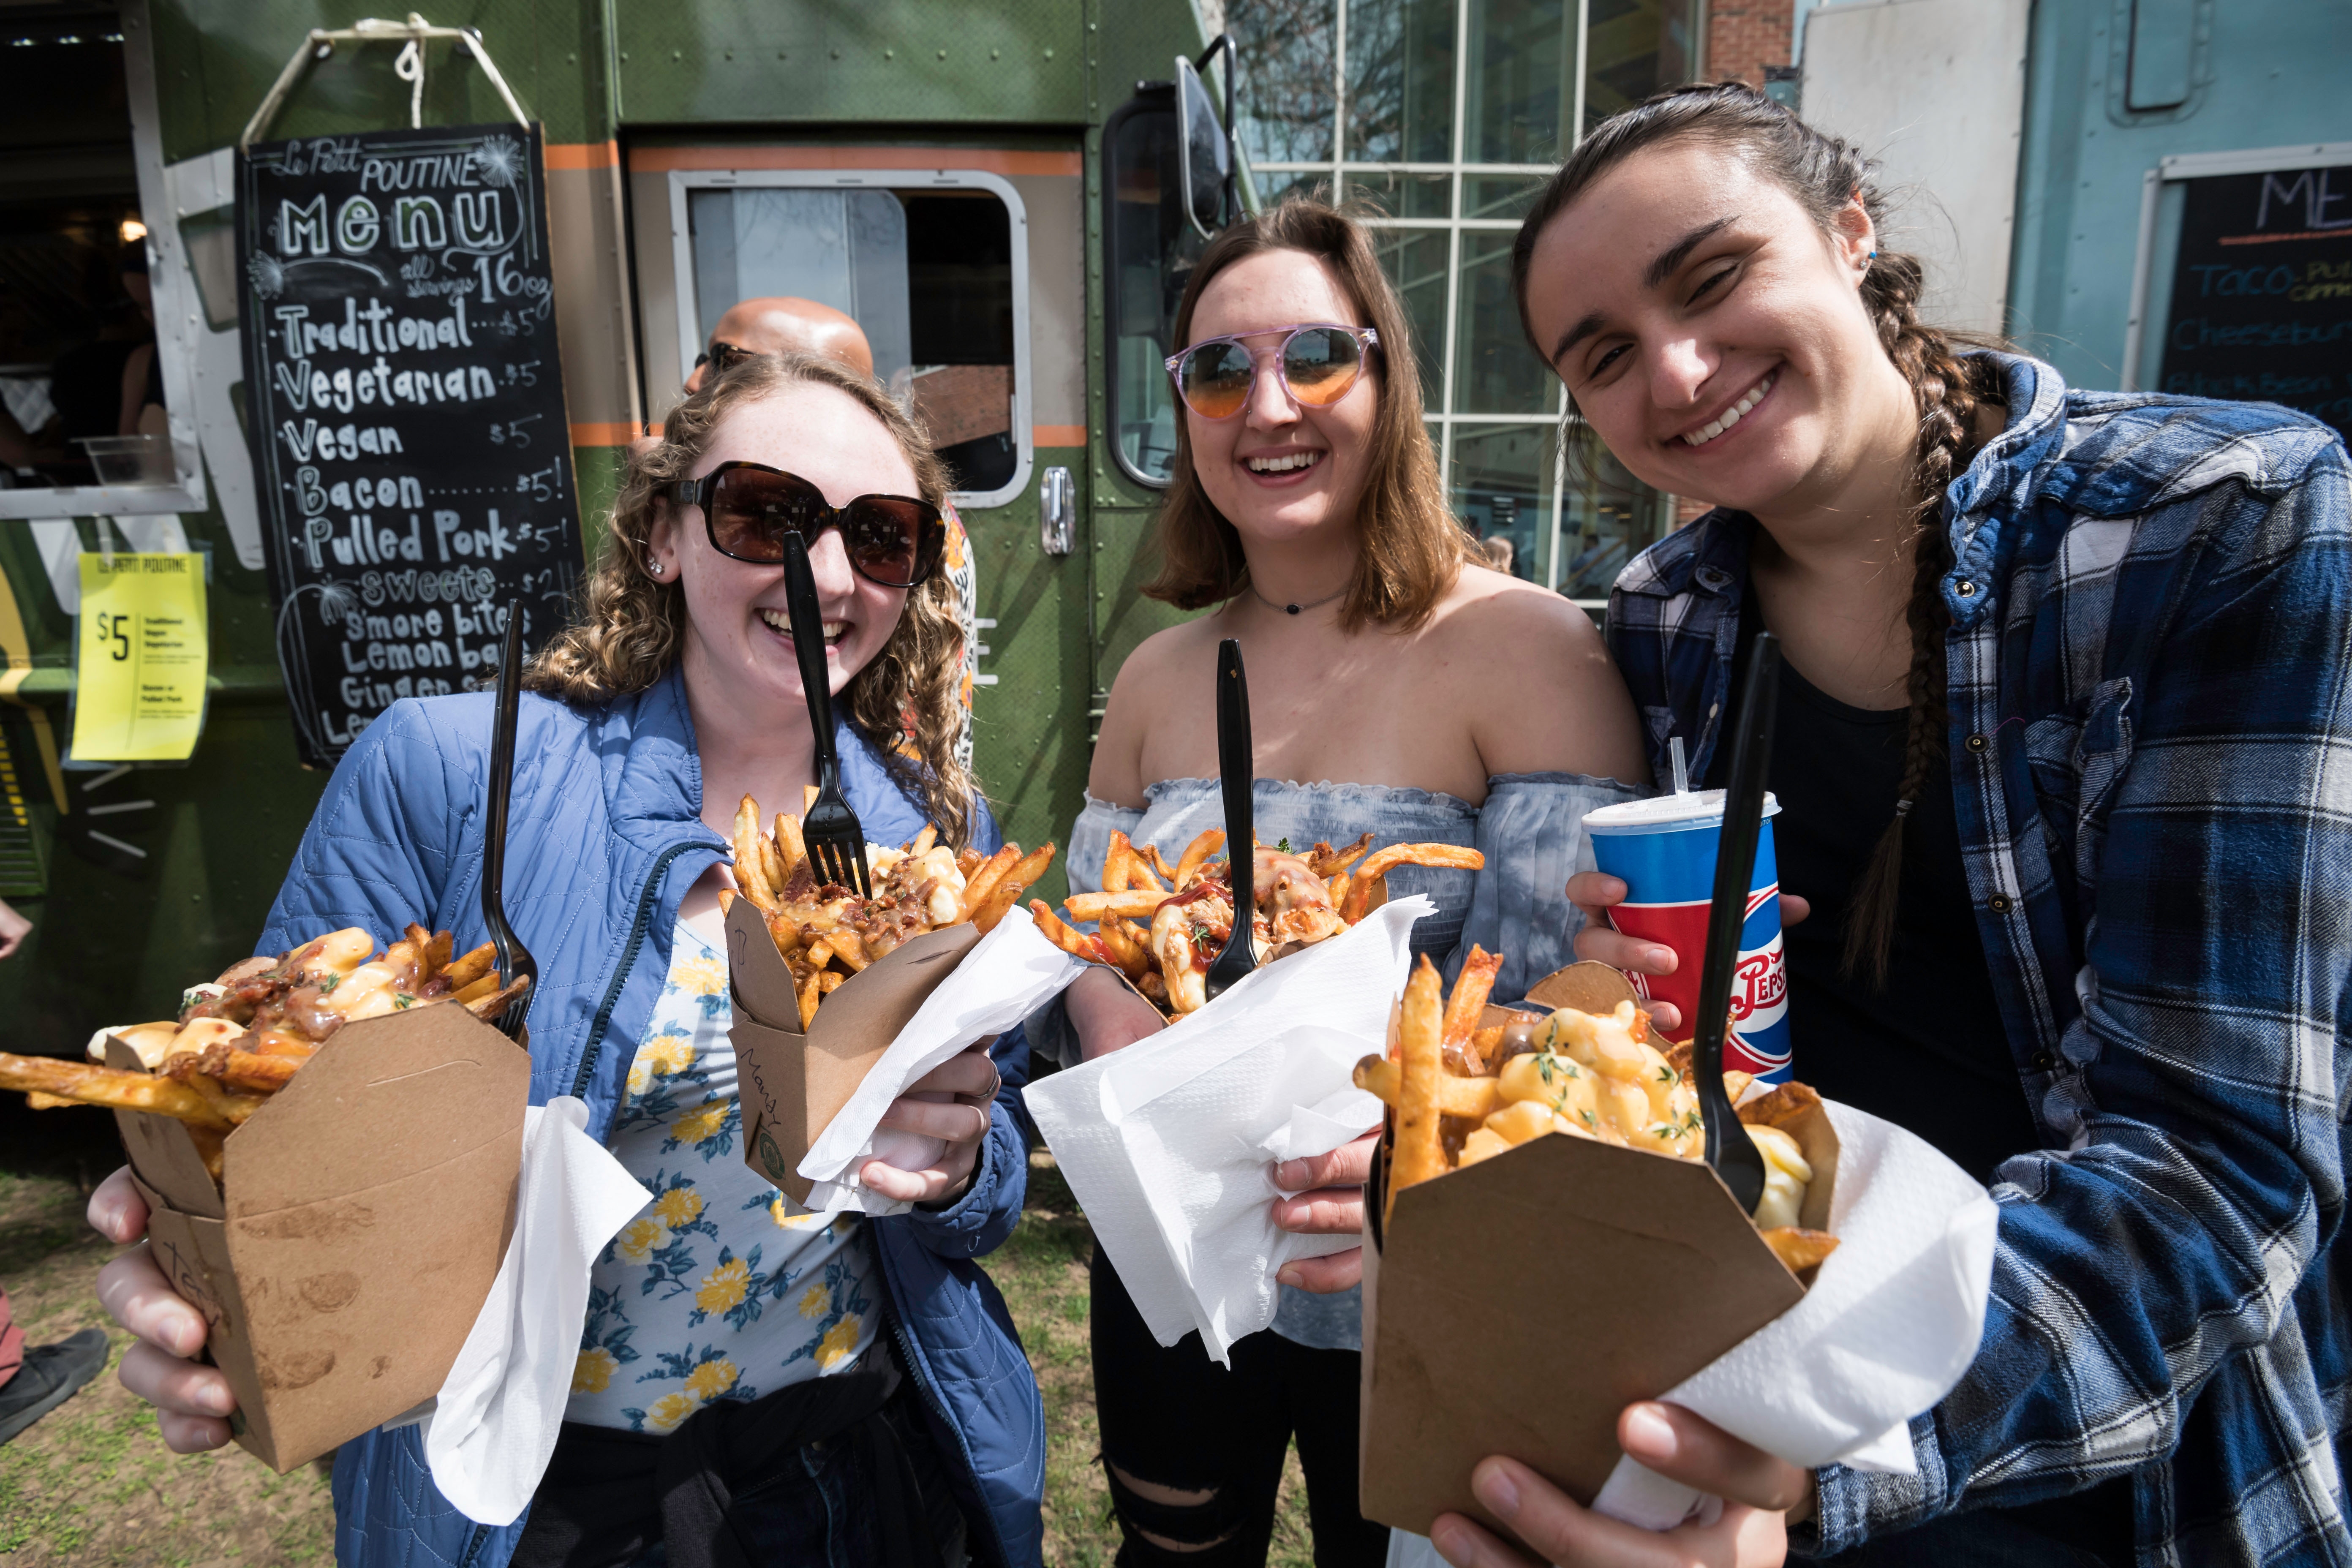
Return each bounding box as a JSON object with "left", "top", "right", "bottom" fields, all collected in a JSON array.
[{"left": 1040, "top": 466, "right": 1075, "bottom": 556}]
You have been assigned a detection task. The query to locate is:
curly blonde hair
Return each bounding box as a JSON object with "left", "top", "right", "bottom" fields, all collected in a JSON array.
[{"left": 526, "top": 353, "right": 979, "bottom": 847}]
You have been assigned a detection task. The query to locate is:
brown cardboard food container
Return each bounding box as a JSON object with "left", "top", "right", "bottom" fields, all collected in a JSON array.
[
  {"left": 108, "top": 1006, "right": 529, "bottom": 1473},
  {"left": 1357, "top": 970, "right": 1840, "bottom": 1538},
  {"left": 725, "top": 896, "right": 984, "bottom": 1206}
]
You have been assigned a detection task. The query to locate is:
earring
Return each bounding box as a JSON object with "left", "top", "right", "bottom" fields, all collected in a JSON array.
[
  {"left": 1866, "top": 250, "right": 1878, "bottom": 261},
  {"left": 647, "top": 555, "right": 664, "bottom": 577}
]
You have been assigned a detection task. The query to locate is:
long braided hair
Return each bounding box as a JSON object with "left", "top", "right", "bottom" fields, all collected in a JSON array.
[
  {"left": 1510, "top": 81, "right": 2000, "bottom": 988},
  {"left": 526, "top": 353, "right": 979, "bottom": 848}
]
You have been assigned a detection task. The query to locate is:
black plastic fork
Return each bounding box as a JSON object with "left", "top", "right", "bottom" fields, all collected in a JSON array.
[
  {"left": 1691, "top": 631, "right": 1780, "bottom": 1215},
  {"left": 481, "top": 601, "right": 538, "bottom": 1041},
  {"left": 1202, "top": 638, "right": 1257, "bottom": 1003},
  {"left": 778, "top": 533, "right": 872, "bottom": 898}
]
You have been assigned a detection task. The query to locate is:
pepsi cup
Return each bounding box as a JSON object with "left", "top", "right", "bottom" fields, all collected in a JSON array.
[{"left": 1582, "top": 791, "right": 1792, "bottom": 1083}]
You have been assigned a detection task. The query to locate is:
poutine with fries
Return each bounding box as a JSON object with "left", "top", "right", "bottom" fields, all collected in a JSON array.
[
  {"left": 719, "top": 791, "right": 1059, "bottom": 1028},
  {"left": 1030, "top": 828, "right": 1484, "bottom": 1015}
]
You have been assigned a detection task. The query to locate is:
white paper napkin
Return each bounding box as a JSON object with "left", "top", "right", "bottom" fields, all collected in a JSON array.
[
  {"left": 426, "top": 1097, "right": 652, "bottom": 1526},
  {"left": 1588, "top": 1098, "right": 2000, "bottom": 1529},
  {"left": 796, "top": 906, "right": 1087, "bottom": 1217},
  {"left": 1024, "top": 898, "right": 1428, "bottom": 1363}
]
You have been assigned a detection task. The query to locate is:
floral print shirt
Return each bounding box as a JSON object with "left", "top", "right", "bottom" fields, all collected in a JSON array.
[{"left": 566, "top": 920, "right": 881, "bottom": 1433}]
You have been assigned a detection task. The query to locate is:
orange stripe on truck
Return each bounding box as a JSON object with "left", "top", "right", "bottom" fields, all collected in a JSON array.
[
  {"left": 544, "top": 141, "right": 621, "bottom": 170},
  {"left": 628, "top": 146, "right": 1082, "bottom": 177}
]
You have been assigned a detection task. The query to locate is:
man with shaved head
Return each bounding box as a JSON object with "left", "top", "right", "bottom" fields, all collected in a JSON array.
[
  {"left": 684, "top": 296, "right": 874, "bottom": 391},
  {"left": 659, "top": 295, "right": 983, "bottom": 770}
]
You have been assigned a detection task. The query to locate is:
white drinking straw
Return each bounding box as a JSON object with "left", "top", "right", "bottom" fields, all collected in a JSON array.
[{"left": 1669, "top": 734, "right": 1690, "bottom": 798}]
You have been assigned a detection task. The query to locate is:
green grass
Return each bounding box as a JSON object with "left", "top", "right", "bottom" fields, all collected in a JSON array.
[{"left": 0, "top": 1102, "right": 1310, "bottom": 1566}]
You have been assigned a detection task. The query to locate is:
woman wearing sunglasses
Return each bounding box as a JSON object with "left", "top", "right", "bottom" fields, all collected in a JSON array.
[
  {"left": 1028, "top": 200, "right": 1649, "bottom": 1565},
  {"left": 86, "top": 354, "right": 1050, "bottom": 1568}
]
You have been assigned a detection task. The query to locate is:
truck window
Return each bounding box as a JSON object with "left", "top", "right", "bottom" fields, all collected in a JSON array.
[
  {"left": 681, "top": 175, "right": 1027, "bottom": 503},
  {"left": 1104, "top": 90, "right": 1205, "bottom": 487}
]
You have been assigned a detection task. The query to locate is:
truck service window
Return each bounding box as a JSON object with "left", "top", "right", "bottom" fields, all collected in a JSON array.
[
  {"left": 684, "top": 180, "right": 1024, "bottom": 499},
  {"left": 1104, "top": 89, "right": 1204, "bottom": 487}
]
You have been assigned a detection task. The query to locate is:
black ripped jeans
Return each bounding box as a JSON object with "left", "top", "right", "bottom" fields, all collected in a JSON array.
[{"left": 1090, "top": 1250, "right": 1390, "bottom": 1568}]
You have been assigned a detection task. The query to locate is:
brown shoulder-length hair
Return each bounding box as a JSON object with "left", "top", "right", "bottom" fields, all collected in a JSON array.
[
  {"left": 1145, "top": 199, "right": 1470, "bottom": 632},
  {"left": 525, "top": 353, "right": 979, "bottom": 848}
]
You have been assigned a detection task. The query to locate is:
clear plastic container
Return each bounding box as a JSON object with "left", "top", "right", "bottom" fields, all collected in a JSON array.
[{"left": 74, "top": 433, "right": 174, "bottom": 486}]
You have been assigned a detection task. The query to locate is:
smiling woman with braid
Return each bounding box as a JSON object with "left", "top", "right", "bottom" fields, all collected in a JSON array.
[{"left": 1399, "top": 82, "right": 2352, "bottom": 1568}]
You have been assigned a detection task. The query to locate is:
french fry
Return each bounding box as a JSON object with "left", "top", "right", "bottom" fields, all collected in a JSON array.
[
  {"left": 1340, "top": 873, "right": 1386, "bottom": 925},
  {"left": 797, "top": 970, "right": 822, "bottom": 1029},
  {"left": 1099, "top": 915, "right": 1152, "bottom": 980},
  {"left": 817, "top": 931, "right": 871, "bottom": 973},
  {"left": 452, "top": 973, "right": 500, "bottom": 1005},
  {"left": 734, "top": 797, "right": 778, "bottom": 912},
  {"left": 1354, "top": 1054, "right": 1503, "bottom": 1120},
  {"left": 1761, "top": 1226, "right": 1840, "bottom": 1274},
  {"left": 1123, "top": 840, "right": 1167, "bottom": 894},
  {"left": 1102, "top": 831, "right": 1134, "bottom": 894},
  {"left": 1143, "top": 842, "right": 1180, "bottom": 885},
  {"left": 717, "top": 887, "right": 737, "bottom": 917},
  {"left": 441, "top": 941, "right": 496, "bottom": 994},
  {"left": 0, "top": 1053, "right": 233, "bottom": 1127},
  {"left": 817, "top": 970, "right": 844, "bottom": 994},
  {"left": 173, "top": 1066, "right": 266, "bottom": 1127},
  {"left": 1031, "top": 901, "right": 1110, "bottom": 966},
  {"left": 1062, "top": 890, "right": 1168, "bottom": 923},
  {"left": 957, "top": 847, "right": 983, "bottom": 877},
  {"left": 803, "top": 784, "right": 820, "bottom": 815},
  {"left": 219, "top": 1051, "right": 302, "bottom": 1095},
  {"left": 1173, "top": 829, "right": 1225, "bottom": 891},
  {"left": 775, "top": 812, "right": 806, "bottom": 877},
  {"left": 1388, "top": 957, "right": 1448, "bottom": 1216},
  {"left": 958, "top": 846, "right": 1021, "bottom": 920},
  {"left": 1441, "top": 947, "right": 1502, "bottom": 1051},
  {"left": 1355, "top": 842, "right": 1487, "bottom": 882},
  {"left": 403, "top": 922, "right": 431, "bottom": 952},
  {"left": 416, "top": 928, "right": 454, "bottom": 983},
  {"left": 759, "top": 829, "right": 788, "bottom": 901},
  {"left": 463, "top": 975, "right": 531, "bottom": 1023},
  {"left": 1308, "top": 833, "right": 1375, "bottom": 877},
  {"left": 909, "top": 825, "right": 938, "bottom": 856},
  {"left": 24, "top": 1092, "right": 74, "bottom": 1110},
  {"left": 187, "top": 1126, "right": 226, "bottom": 1182},
  {"left": 974, "top": 845, "right": 1056, "bottom": 934}
]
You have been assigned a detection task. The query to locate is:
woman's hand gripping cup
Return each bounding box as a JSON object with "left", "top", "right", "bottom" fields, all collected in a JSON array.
[
  {"left": 1431, "top": 1403, "right": 1813, "bottom": 1568},
  {"left": 88, "top": 1165, "right": 238, "bottom": 1452},
  {"left": 1566, "top": 873, "right": 1810, "bottom": 1037}
]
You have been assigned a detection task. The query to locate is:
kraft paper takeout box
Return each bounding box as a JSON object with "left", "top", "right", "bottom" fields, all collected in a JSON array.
[
  {"left": 1356, "top": 964, "right": 1840, "bottom": 1538},
  {"left": 107, "top": 1006, "right": 529, "bottom": 1473},
  {"left": 725, "top": 895, "right": 984, "bottom": 1206}
]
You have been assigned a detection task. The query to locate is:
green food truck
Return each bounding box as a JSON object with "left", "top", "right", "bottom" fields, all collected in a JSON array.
[{"left": 0, "top": 0, "right": 1689, "bottom": 1052}]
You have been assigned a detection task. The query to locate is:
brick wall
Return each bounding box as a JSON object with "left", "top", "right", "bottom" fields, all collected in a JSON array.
[{"left": 1705, "top": 0, "right": 1794, "bottom": 88}]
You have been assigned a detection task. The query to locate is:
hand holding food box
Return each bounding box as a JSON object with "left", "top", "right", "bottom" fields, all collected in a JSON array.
[
  {"left": 4, "top": 927, "right": 537, "bottom": 1473},
  {"left": 721, "top": 795, "right": 1080, "bottom": 1214},
  {"left": 1357, "top": 956, "right": 2000, "bottom": 1541}
]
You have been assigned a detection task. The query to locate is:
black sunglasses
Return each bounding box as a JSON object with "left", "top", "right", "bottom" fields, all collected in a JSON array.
[
  {"left": 691, "top": 339, "right": 760, "bottom": 375},
  {"left": 670, "top": 461, "right": 946, "bottom": 589}
]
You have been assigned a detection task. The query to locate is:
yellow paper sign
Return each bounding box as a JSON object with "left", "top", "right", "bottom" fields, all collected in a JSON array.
[{"left": 71, "top": 553, "right": 209, "bottom": 762}]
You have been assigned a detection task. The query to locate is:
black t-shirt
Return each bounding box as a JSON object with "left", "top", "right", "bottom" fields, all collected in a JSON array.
[
  {"left": 1707, "top": 586, "right": 2036, "bottom": 1185},
  {"left": 1713, "top": 583, "right": 2134, "bottom": 1566}
]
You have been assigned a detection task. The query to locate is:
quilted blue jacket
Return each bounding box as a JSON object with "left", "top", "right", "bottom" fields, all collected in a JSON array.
[{"left": 251, "top": 667, "right": 1046, "bottom": 1568}]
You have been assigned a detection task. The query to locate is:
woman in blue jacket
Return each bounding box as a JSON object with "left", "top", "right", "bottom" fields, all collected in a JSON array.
[{"left": 86, "top": 353, "right": 1050, "bottom": 1568}]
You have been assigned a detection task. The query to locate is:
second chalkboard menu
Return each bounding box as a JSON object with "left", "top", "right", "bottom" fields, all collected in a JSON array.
[
  {"left": 235, "top": 122, "right": 580, "bottom": 768},
  {"left": 2155, "top": 163, "right": 2352, "bottom": 447}
]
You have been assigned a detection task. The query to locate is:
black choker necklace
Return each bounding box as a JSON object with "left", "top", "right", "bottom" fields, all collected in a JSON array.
[{"left": 1247, "top": 581, "right": 1346, "bottom": 616}]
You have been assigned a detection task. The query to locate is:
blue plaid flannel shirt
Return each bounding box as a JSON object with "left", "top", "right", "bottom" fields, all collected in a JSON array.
[{"left": 1606, "top": 353, "right": 2352, "bottom": 1565}]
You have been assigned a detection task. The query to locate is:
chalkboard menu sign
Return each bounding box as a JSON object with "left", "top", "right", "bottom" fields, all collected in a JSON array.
[
  {"left": 2156, "top": 164, "right": 2352, "bottom": 446},
  {"left": 235, "top": 122, "right": 580, "bottom": 768}
]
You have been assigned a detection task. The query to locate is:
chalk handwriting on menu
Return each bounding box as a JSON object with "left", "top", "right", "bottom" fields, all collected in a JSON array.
[{"left": 235, "top": 123, "right": 580, "bottom": 768}]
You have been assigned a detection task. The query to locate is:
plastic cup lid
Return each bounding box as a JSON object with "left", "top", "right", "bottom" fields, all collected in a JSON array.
[{"left": 1582, "top": 789, "right": 1781, "bottom": 833}]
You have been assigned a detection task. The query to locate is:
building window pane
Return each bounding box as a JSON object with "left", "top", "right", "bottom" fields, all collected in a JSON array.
[
  {"left": 1251, "top": 168, "right": 1334, "bottom": 207},
  {"left": 1233, "top": 0, "right": 1338, "bottom": 164},
  {"left": 1344, "top": 169, "right": 1451, "bottom": 219},
  {"left": 1465, "top": 0, "right": 1573, "bottom": 166},
  {"left": 1345, "top": 0, "right": 1457, "bottom": 164},
  {"left": 1557, "top": 425, "right": 1656, "bottom": 599},
  {"left": 1450, "top": 422, "right": 1551, "bottom": 583},
  {"left": 1453, "top": 230, "right": 1552, "bottom": 414},
  {"left": 1370, "top": 226, "right": 1449, "bottom": 402},
  {"left": 1462, "top": 172, "right": 1547, "bottom": 220},
  {"left": 1585, "top": 0, "right": 1701, "bottom": 131}
]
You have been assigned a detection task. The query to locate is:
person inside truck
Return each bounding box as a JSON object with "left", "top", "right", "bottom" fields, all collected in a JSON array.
[
  {"left": 1412, "top": 79, "right": 2352, "bottom": 1568},
  {"left": 1029, "top": 199, "right": 1650, "bottom": 1567},
  {"left": 86, "top": 352, "right": 1051, "bottom": 1568}
]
